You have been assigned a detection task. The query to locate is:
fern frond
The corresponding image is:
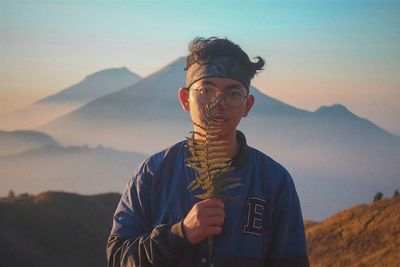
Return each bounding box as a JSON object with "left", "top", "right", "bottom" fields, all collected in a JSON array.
[
  {"left": 192, "top": 121, "right": 207, "bottom": 132},
  {"left": 185, "top": 102, "right": 243, "bottom": 265},
  {"left": 206, "top": 146, "right": 228, "bottom": 153},
  {"left": 185, "top": 102, "right": 242, "bottom": 199},
  {"left": 207, "top": 140, "right": 228, "bottom": 145},
  {"left": 207, "top": 163, "right": 230, "bottom": 171}
]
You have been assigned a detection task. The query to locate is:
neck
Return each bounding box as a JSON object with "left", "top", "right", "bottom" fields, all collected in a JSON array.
[{"left": 224, "top": 131, "right": 239, "bottom": 159}]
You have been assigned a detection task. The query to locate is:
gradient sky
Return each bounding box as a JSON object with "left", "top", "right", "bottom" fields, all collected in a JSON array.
[{"left": 1, "top": 0, "right": 399, "bottom": 134}]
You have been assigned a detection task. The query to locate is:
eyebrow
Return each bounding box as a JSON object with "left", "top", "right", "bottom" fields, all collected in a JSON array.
[{"left": 198, "top": 80, "right": 245, "bottom": 90}]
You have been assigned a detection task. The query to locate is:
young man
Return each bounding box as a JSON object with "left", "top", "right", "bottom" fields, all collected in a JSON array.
[{"left": 107, "top": 37, "right": 309, "bottom": 267}]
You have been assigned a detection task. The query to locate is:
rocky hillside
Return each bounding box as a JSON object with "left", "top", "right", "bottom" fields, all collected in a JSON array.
[
  {"left": 0, "top": 192, "right": 120, "bottom": 267},
  {"left": 306, "top": 196, "right": 400, "bottom": 266},
  {"left": 1, "top": 191, "right": 398, "bottom": 266}
]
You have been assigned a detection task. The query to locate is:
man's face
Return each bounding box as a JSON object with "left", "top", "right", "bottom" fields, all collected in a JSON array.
[{"left": 179, "top": 77, "right": 254, "bottom": 139}]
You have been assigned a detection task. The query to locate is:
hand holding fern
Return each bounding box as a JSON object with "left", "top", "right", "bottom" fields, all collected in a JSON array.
[{"left": 182, "top": 198, "right": 225, "bottom": 245}]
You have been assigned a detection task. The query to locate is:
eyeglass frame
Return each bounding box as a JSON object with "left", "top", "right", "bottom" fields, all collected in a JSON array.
[{"left": 186, "top": 85, "right": 249, "bottom": 108}]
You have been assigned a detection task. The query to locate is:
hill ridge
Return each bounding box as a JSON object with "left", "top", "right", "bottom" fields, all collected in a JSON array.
[
  {"left": 1, "top": 191, "right": 399, "bottom": 266},
  {"left": 306, "top": 196, "right": 400, "bottom": 266}
]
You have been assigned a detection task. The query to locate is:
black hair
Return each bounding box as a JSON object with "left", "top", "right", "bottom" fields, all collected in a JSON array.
[{"left": 185, "top": 37, "right": 265, "bottom": 79}]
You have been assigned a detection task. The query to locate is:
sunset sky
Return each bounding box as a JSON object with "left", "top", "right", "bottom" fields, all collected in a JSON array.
[{"left": 1, "top": 0, "right": 399, "bottom": 134}]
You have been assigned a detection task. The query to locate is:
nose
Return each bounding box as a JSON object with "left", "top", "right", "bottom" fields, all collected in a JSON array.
[{"left": 213, "top": 91, "right": 227, "bottom": 108}]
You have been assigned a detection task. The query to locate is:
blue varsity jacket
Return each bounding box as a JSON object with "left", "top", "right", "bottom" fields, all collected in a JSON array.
[{"left": 107, "top": 131, "right": 309, "bottom": 267}]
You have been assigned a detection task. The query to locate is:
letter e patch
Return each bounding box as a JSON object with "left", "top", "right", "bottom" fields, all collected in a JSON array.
[{"left": 243, "top": 197, "right": 266, "bottom": 235}]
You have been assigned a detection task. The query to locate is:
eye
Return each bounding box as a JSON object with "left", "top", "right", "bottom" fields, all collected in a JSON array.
[
  {"left": 198, "top": 86, "right": 215, "bottom": 95},
  {"left": 227, "top": 89, "right": 244, "bottom": 98}
]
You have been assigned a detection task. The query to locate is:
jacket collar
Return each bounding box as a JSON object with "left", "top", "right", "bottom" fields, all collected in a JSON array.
[{"left": 230, "top": 130, "right": 250, "bottom": 169}]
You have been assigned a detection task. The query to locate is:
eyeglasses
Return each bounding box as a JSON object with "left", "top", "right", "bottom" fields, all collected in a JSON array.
[{"left": 189, "top": 85, "right": 248, "bottom": 108}]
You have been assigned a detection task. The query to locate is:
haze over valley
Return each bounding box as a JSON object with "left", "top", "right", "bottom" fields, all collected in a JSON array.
[{"left": 1, "top": 59, "right": 399, "bottom": 220}]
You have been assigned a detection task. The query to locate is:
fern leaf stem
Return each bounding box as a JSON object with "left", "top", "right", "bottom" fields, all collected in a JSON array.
[{"left": 208, "top": 235, "right": 214, "bottom": 266}]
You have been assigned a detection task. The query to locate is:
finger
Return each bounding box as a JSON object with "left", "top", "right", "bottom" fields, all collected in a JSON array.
[
  {"left": 204, "top": 207, "right": 225, "bottom": 217},
  {"left": 207, "top": 226, "right": 222, "bottom": 236},
  {"left": 198, "top": 198, "right": 224, "bottom": 208},
  {"left": 207, "top": 216, "right": 225, "bottom": 226}
]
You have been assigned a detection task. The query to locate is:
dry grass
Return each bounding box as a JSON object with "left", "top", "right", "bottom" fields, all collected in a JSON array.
[
  {"left": 306, "top": 197, "right": 400, "bottom": 267},
  {"left": 1, "top": 192, "right": 399, "bottom": 266},
  {"left": 0, "top": 191, "right": 120, "bottom": 267}
]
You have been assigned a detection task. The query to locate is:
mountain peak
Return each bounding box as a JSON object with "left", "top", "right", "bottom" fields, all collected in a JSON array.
[
  {"left": 0, "top": 130, "right": 61, "bottom": 157},
  {"left": 38, "top": 67, "right": 142, "bottom": 106},
  {"left": 314, "top": 104, "right": 355, "bottom": 118},
  {"left": 85, "top": 67, "right": 140, "bottom": 80},
  {"left": 170, "top": 57, "right": 186, "bottom": 66},
  {"left": 316, "top": 103, "right": 348, "bottom": 112},
  {"left": 0, "top": 130, "right": 59, "bottom": 145},
  {"left": 153, "top": 57, "right": 186, "bottom": 77}
]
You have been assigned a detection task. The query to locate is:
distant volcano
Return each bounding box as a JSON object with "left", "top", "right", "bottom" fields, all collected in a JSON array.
[
  {"left": 39, "top": 67, "right": 141, "bottom": 105},
  {"left": 0, "top": 67, "right": 141, "bottom": 131}
]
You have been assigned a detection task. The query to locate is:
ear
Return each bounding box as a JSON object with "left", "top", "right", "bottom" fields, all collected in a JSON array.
[
  {"left": 242, "top": 95, "right": 254, "bottom": 117},
  {"left": 178, "top": 87, "right": 190, "bottom": 111}
]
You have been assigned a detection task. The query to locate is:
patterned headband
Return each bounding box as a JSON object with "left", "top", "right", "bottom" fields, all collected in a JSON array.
[{"left": 186, "top": 57, "right": 251, "bottom": 90}]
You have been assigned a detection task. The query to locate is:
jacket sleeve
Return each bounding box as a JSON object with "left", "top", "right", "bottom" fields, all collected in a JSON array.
[
  {"left": 264, "top": 170, "right": 309, "bottom": 267},
  {"left": 106, "top": 166, "right": 191, "bottom": 267}
]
